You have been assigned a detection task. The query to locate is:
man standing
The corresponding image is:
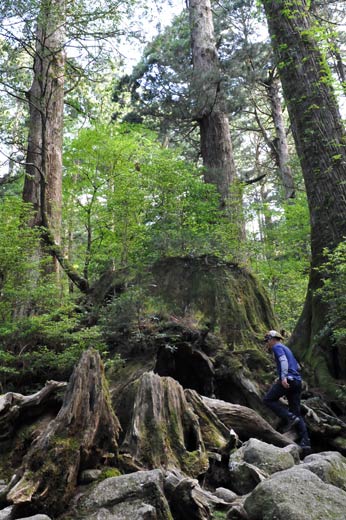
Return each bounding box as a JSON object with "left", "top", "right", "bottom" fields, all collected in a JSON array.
[{"left": 263, "top": 330, "right": 311, "bottom": 453}]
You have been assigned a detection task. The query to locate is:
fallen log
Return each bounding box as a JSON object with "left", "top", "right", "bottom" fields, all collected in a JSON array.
[
  {"left": 202, "top": 396, "right": 292, "bottom": 447},
  {"left": 7, "top": 349, "right": 120, "bottom": 517},
  {"left": 0, "top": 380, "right": 67, "bottom": 443}
]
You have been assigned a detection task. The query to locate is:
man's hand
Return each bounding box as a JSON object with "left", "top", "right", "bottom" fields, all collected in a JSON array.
[{"left": 281, "top": 378, "right": 290, "bottom": 389}]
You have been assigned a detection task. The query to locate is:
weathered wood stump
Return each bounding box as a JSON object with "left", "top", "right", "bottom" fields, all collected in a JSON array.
[
  {"left": 184, "top": 389, "right": 231, "bottom": 452},
  {"left": 121, "top": 372, "right": 209, "bottom": 477},
  {"left": 7, "top": 349, "right": 120, "bottom": 516}
]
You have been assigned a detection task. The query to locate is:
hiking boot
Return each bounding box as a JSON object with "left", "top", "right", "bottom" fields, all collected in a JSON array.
[{"left": 281, "top": 415, "right": 300, "bottom": 433}]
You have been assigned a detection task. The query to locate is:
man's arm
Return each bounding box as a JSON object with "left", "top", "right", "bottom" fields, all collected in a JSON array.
[{"left": 278, "top": 354, "right": 289, "bottom": 388}]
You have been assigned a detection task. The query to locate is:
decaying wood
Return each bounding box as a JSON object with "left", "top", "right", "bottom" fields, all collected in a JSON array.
[
  {"left": 0, "top": 380, "right": 67, "bottom": 443},
  {"left": 184, "top": 389, "right": 231, "bottom": 452},
  {"left": 202, "top": 396, "right": 292, "bottom": 447},
  {"left": 121, "top": 372, "right": 209, "bottom": 477},
  {"left": 7, "top": 349, "right": 120, "bottom": 516}
]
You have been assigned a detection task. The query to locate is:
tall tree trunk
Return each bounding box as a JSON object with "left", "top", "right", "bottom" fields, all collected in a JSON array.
[
  {"left": 262, "top": 0, "right": 346, "bottom": 394},
  {"left": 264, "top": 72, "right": 295, "bottom": 199},
  {"left": 23, "top": 0, "right": 65, "bottom": 270},
  {"left": 188, "top": 0, "right": 237, "bottom": 207}
]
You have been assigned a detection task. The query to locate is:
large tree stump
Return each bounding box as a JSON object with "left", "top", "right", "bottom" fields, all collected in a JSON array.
[
  {"left": 0, "top": 380, "right": 67, "bottom": 443},
  {"left": 121, "top": 372, "right": 209, "bottom": 477},
  {"left": 184, "top": 389, "right": 231, "bottom": 452},
  {"left": 202, "top": 396, "right": 292, "bottom": 447},
  {"left": 7, "top": 349, "right": 120, "bottom": 517}
]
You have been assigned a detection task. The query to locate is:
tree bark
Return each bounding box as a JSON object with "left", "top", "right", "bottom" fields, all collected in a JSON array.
[
  {"left": 7, "top": 349, "right": 120, "bottom": 517},
  {"left": 23, "top": 0, "right": 65, "bottom": 270},
  {"left": 121, "top": 372, "right": 209, "bottom": 477},
  {"left": 262, "top": 0, "right": 346, "bottom": 391},
  {"left": 188, "top": 0, "right": 237, "bottom": 206},
  {"left": 202, "top": 396, "right": 292, "bottom": 448},
  {"left": 264, "top": 71, "right": 295, "bottom": 199}
]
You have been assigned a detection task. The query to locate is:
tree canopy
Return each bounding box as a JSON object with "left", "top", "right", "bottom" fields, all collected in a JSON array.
[{"left": 0, "top": 0, "right": 345, "bottom": 403}]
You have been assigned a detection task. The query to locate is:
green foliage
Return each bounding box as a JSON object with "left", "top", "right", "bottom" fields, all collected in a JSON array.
[
  {"left": 99, "top": 286, "right": 168, "bottom": 343},
  {"left": 63, "top": 123, "right": 237, "bottom": 279},
  {"left": 247, "top": 192, "right": 310, "bottom": 331},
  {"left": 0, "top": 303, "right": 116, "bottom": 391},
  {"left": 317, "top": 241, "right": 346, "bottom": 349},
  {"left": 0, "top": 198, "right": 59, "bottom": 320}
]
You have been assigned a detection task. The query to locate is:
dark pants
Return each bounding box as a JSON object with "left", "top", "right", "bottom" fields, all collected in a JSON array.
[{"left": 263, "top": 379, "right": 310, "bottom": 445}]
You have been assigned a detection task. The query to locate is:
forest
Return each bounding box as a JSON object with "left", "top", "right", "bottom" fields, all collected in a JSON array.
[{"left": 0, "top": 0, "right": 346, "bottom": 519}]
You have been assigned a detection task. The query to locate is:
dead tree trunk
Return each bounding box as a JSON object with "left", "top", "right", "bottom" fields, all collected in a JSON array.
[
  {"left": 121, "top": 372, "right": 209, "bottom": 477},
  {"left": 7, "top": 349, "right": 120, "bottom": 517}
]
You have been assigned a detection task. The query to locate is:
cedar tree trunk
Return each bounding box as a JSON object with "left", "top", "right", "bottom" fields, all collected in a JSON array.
[
  {"left": 23, "top": 0, "right": 65, "bottom": 268},
  {"left": 188, "top": 0, "right": 237, "bottom": 206},
  {"left": 264, "top": 72, "right": 295, "bottom": 199},
  {"left": 262, "top": 0, "right": 346, "bottom": 392}
]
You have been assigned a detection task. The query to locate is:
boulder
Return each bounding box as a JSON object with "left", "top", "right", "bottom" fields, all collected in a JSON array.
[
  {"left": 302, "top": 451, "right": 346, "bottom": 491},
  {"left": 244, "top": 466, "right": 346, "bottom": 520},
  {"left": 214, "top": 487, "right": 238, "bottom": 502},
  {"left": 168, "top": 477, "right": 228, "bottom": 520},
  {"left": 228, "top": 460, "right": 267, "bottom": 495},
  {"left": 230, "top": 438, "right": 296, "bottom": 475},
  {"left": 0, "top": 506, "right": 14, "bottom": 520},
  {"left": 79, "top": 470, "right": 102, "bottom": 485},
  {"left": 18, "top": 515, "right": 51, "bottom": 520},
  {"left": 80, "top": 469, "right": 171, "bottom": 520},
  {"left": 226, "top": 504, "right": 249, "bottom": 519}
]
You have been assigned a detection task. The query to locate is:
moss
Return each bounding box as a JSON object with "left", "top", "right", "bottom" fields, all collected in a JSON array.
[
  {"left": 212, "top": 512, "right": 228, "bottom": 519},
  {"left": 151, "top": 256, "right": 276, "bottom": 350},
  {"left": 98, "top": 467, "right": 122, "bottom": 480}
]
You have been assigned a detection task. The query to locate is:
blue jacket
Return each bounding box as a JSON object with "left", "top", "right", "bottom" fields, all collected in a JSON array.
[{"left": 272, "top": 342, "right": 301, "bottom": 381}]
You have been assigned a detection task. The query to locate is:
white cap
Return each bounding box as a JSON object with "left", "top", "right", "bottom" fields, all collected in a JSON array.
[{"left": 265, "top": 330, "right": 283, "bottom": 340}]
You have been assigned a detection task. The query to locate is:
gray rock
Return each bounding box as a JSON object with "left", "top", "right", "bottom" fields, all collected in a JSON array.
[
  {"left": 226, "top": 504, "right": 249, "bottom": 519},
  {"left": 231, "top": 438, "right": 295, "bottom": 475},
  {"left": 79, "top": 469, "right": 171, "bottom": 520},
  {"left": 17, "top": 516, "right": 52, "bottom": 520},
  {"left": 214, "top": 487, "right": 238, "bottom": 502},
  {"left": 79, "top": 469, "right": 103, "bottom": 484},
  {"left": 228, "top": 460, "right": 267, "bottom": 495},
  {"left": 302, "top": 451, "right": 346, "bottom": 491},
  {"left": 244, "top": 466, "right": 346, "bottom": 520},
  {"left": 281, "top": 443, "right": 300, "bottom": 464},
  {"left": 0, "top": 506, "right": 14, "bottom": 520},
  {"left": 84, "top": 501, "right": 157, "bottom": 519}
]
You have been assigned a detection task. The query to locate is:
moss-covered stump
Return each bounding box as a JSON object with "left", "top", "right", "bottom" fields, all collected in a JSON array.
[
  {"left": 7, "top": 349, "right": 120, "bottom": 517},
  {"left": 151, "top": 256, "right": 276, "bottom": 349},
  {"left": 121, "top": 372, "right": 209, "bottom": 477},
  {"left": 184, "top": 390, "right": 230, "bottom": 453}
]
